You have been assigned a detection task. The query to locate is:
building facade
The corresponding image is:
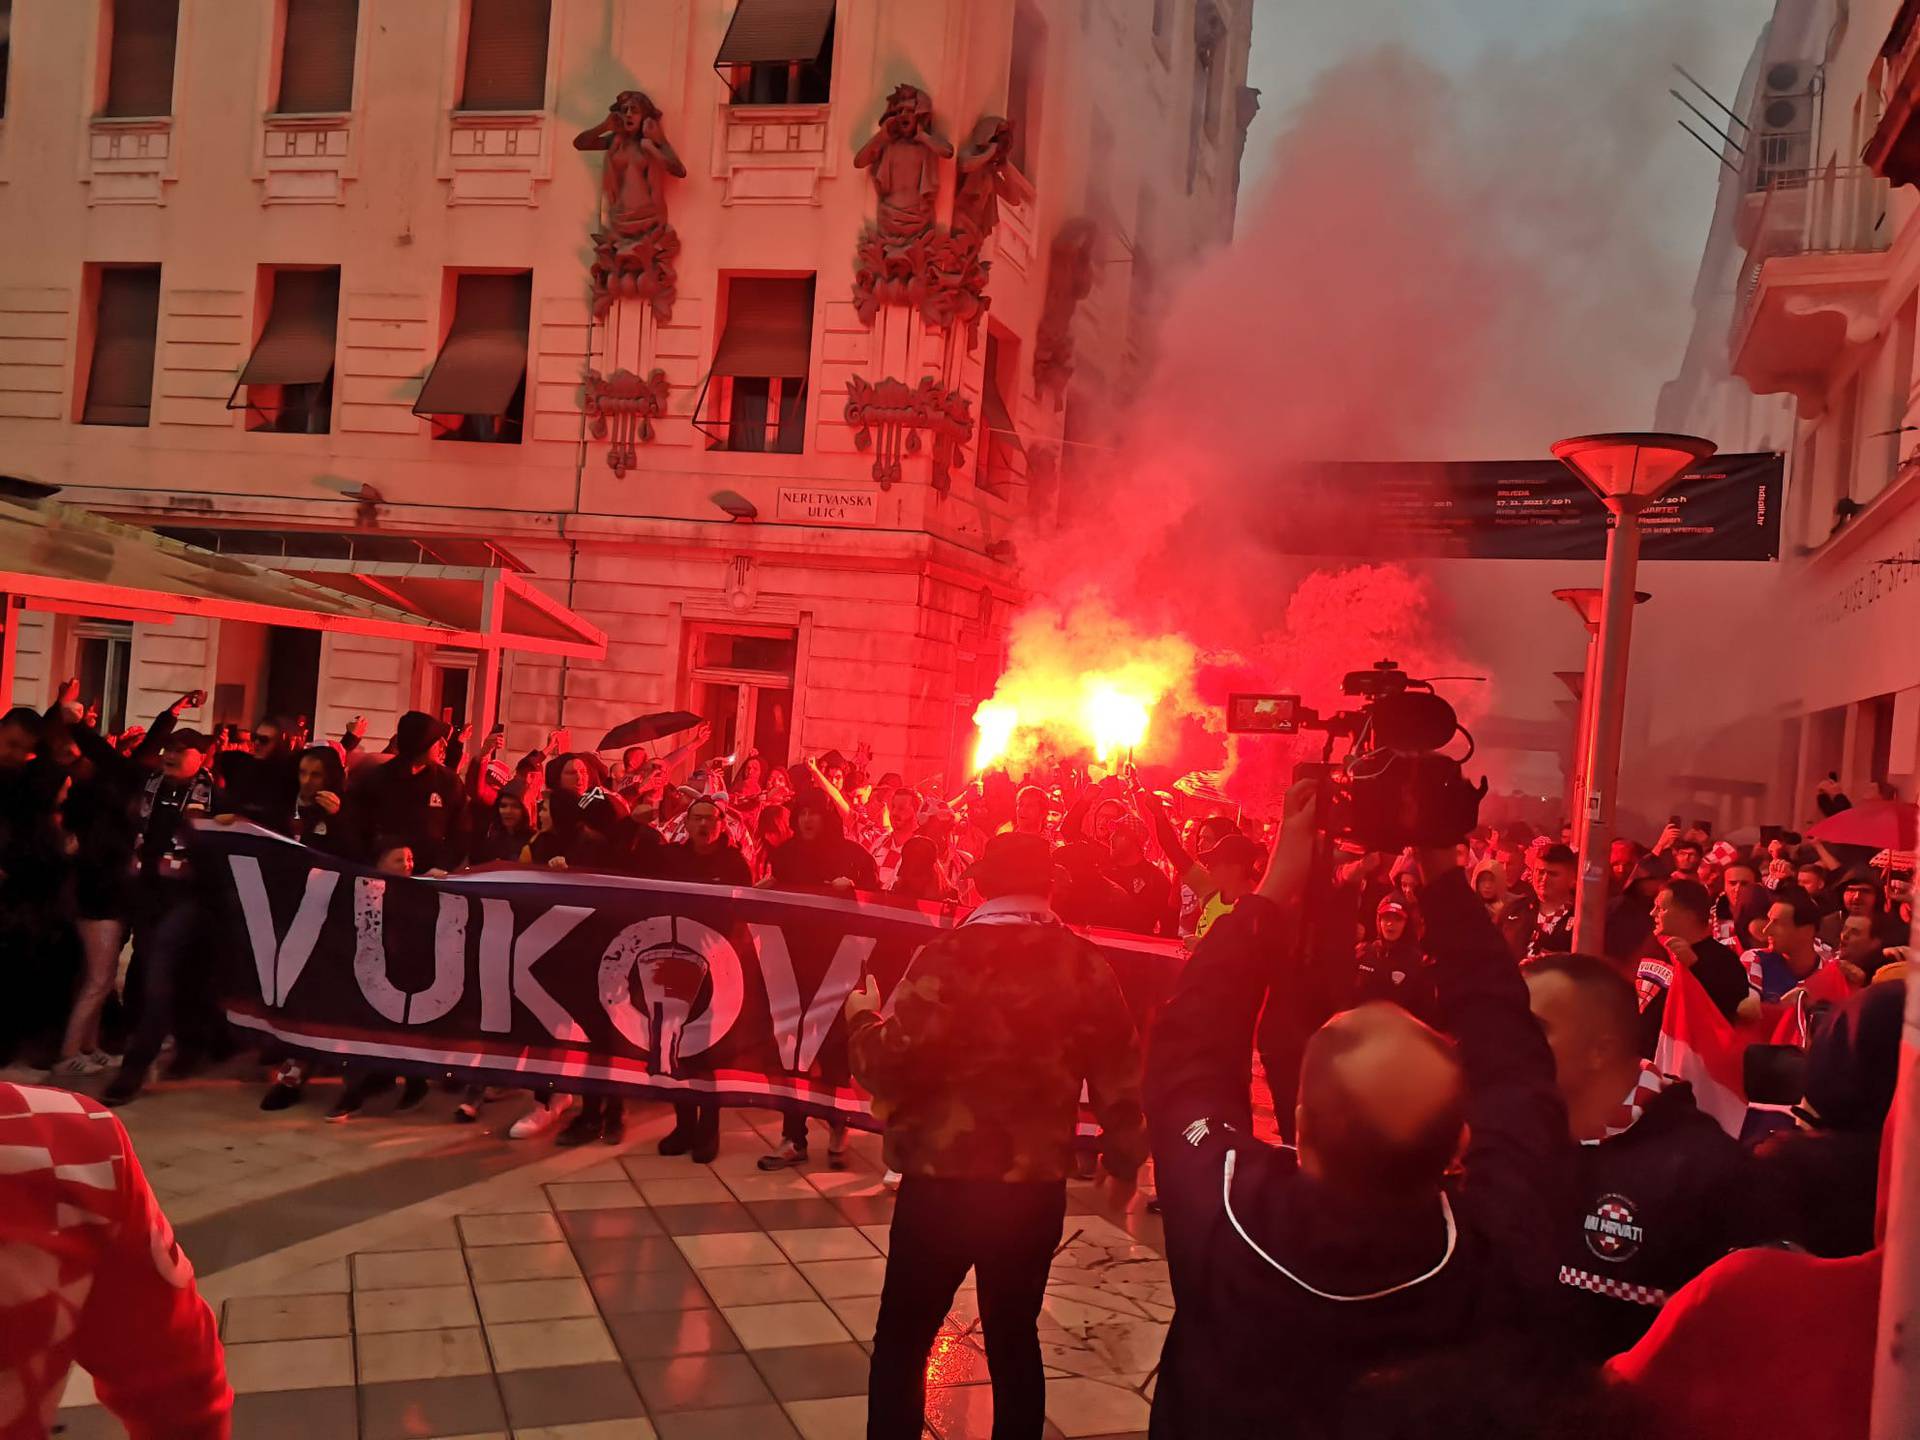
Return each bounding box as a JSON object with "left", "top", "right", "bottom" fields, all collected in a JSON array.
[
  {"left": 1651, "top": 0, "right": 1920, "bottom": 827},
  {"left": 0, "top": 0, "right": 1254, "bottom": 781}
]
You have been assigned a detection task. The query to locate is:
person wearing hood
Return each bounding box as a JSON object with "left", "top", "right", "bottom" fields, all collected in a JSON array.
[
  {"left": 473, "top": 780, "right": 533, "bottom": 863},
  {"left": 1051, "top": 841, "right": 1136, "bottom": 930},
  {"left": 1523, "top": 953, "right": 1776, "bottom": 1360},
  {"left": 1604, "top": 851, "right": 1671, "bottom": 969},
  {"left": 1753, "top": 979, "right": 1903, "bottom": 1258},
  {"left": 759, "top": 788, "right": 876, "bottom": 1171},
  {"left": 1354, "top": 896, "right": 1436, "bottom": 1024},
  {"left": 348, "top": 711, "right": 466, "bottom": 871},
  {"left": 649, "top": 797, "right": 753, "bottom": 1163},
  {"left": 767, "top": 787, "right": 879, "bottom": 891},
  {"left": 1472, "top": 856, "right": 1531, "bottom": 959},
  {"left": 290, "top": 744, "right": 354, "bottom": 858}
]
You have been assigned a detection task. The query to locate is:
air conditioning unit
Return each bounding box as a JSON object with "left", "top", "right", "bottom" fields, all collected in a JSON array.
[
  {"left": 1751, "top": 58, "right": 1815, "bottom": 189},
  {"left": 1758, "top": 61, "right": 1814, "bottom": 135}
]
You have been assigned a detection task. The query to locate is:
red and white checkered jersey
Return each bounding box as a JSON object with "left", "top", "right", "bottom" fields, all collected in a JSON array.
[{"left": 0, "top": 1083, "right": 230, "bottom": 1440}]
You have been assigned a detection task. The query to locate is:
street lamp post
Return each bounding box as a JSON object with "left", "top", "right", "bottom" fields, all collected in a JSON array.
[
  {"left": 1554, "top": 588, "right": 1651, "bottom": 846},
  {"left": 1553, "top": 433, "right": 1717, "bottom": 957}
]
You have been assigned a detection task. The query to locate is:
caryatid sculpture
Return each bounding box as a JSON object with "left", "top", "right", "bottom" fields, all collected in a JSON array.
[
  {"left": 851, "top": 84, "right": 953, "bottom": 325},
  {"left": 574, "top": 91, "right": 686, "bottom": 322},
  {"left": 951, "top": 115, "right": 1033, "bottom": 252}
]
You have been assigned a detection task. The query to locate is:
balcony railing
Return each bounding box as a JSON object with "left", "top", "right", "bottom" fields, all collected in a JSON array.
[{"left": 1731, "top": 164, "right": 1892, "bottom": 345}]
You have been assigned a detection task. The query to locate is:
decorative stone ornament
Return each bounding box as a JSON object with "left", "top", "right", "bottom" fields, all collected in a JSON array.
[
  {"left": 584, "top": 368, "right": 671, "bottom": 477},
  {"left": 1033, "top": 219, "right": 1097, "bottom": 403},
  {"left": 574, "top": 92, "right": 687, "bottom": 322},
  {"left": 845, "top": 375, "right": 975, "bottom": 492},
  {"left": 852, "top": 85, "right": 954, "bottom": 325}
]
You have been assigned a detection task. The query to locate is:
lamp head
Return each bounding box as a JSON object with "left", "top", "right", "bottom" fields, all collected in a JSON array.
[{"left": 1551, "top": 433, "right": 1716, "bottom": 510}]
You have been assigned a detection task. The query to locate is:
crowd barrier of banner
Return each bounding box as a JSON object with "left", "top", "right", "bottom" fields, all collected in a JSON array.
[{"left": 192, "top": 823, "right": 1187, "bottom": 1132}]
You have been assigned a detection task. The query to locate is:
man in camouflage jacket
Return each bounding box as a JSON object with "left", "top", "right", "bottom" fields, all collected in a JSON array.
[{"left": 847, "top": 831, "right": 1147, "bottom": 1440}]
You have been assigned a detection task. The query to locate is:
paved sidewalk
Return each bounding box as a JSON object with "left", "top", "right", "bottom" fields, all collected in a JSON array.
[{"left": 36, "top": 1074, "right": 1165, "bottom": 1439}]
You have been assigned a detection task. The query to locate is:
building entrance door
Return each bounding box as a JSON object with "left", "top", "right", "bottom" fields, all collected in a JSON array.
[{"left": 685, "top": 625, "right": 796, "bottom": 772}]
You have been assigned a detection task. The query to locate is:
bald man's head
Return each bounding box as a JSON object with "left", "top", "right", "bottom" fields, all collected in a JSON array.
[{"left": 1296, "top": 1004, "right": 1466, "bottom": 1200}]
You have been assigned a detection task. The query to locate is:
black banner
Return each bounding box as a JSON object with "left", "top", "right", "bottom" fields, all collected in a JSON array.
[
  {"left": 1254, "top": 452, "right": 1783, "bottom": 562},
  {"left": 195, "top": 824, "right": 1185, "bottom": 1130}
]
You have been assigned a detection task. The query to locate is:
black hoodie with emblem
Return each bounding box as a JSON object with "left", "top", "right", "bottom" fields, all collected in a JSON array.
[
  {"left": 347, "top": 712, "right": 467, "bottom": 870},
  {"left": 1552, "top": 1077, "right": 1777, "bottom": 1362},
  {"left": 1143, "top": 870, "right": 1570, "bottom": 1440}
]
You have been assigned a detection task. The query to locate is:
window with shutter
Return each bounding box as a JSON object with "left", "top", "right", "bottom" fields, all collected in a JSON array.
[
  {"left": 415, "top": 272, "right": 531, "bottom": 444},
  {"left": 234, "top": 268, "right": 340, "bottom": 434},
  {"left": 83, "top": 267, "right": 162, "bottom": 427},
  {"left": 1007, "top": 4, "right": 1045, "bottom": 181},
  {"left": 101, "top": 0, "right": 180, "bottom": 118},
  {"left": 715, "top": 0, "right": 836, "bottom": 105},
  {"left": 277, "top": 0, "right": 359, "bottom": 114},
  {"left": 459, "top": 0, "right": 550, "bottom": 112},
  {"left": 981, "top": 330, "right": 1024, "bottom": 497},
  {"left": 700, "top": 276, "right": 814, "bottom": 454}
]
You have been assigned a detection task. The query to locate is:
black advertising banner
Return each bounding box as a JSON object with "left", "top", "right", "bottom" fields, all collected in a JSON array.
[
  {"left": 193, "top": 824, "right": 1184, "bottom": 1130},
  {"left": 1257, "top": 452, "right": 1783, "bottom": 562}
]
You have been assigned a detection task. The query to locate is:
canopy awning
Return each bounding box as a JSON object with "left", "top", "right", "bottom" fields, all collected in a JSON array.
[
  {"left": 0, "top": 498, "right": 605, "bottom": 661},
  {"left": 0, "top": 496, "right": 462, "bottom": 646},
  {"left": 153, "top": 527, "right": 605, "bottom": 658}
]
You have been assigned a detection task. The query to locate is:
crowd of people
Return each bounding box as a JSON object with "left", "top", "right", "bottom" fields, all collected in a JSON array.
[{"left": 0, "top": 678, "right": 1913, "bottom": 1438}]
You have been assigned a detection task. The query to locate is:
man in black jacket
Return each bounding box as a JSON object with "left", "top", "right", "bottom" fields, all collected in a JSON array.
[
  {"left": 647, "top": 796, "right": 752, "bottom": 1164},
  {"left": 1145, "top": 783, "right": 1568, "bottom": 1440},
  {"left": 348, "top": 711, "right": 467, "bottom": 870},
  {"left": 1523, "top": 953, "right": 1775, "bottom": 1359}
]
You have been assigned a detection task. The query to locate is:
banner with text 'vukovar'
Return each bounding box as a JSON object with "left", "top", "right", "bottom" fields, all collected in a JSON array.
[{"left": 192, "top": 823, "right": 1186, "bottom": 1130}]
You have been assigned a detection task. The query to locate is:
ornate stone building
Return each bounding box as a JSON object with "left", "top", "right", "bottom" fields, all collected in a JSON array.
[{"left": 0, "top": 0, "right": 1254, "bottom": 780}]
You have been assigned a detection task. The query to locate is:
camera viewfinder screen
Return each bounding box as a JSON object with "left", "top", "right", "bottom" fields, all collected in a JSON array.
[{"left": 1227, "top": 694, "right": 1300, "bottom": 734}]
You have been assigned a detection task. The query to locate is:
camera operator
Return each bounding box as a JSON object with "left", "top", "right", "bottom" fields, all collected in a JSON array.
[{"left": 1144, "top": 780, "right": 1568, "bottom": 1440}]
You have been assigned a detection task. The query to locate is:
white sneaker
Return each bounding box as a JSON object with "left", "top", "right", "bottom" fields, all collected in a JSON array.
[
  {"left": 509, "top": 1094, "right": 576, "bottom": 1139},
  {"left": 882, "top": 1168, "right": 902, "bottom": 1190},
  {"left": 46, "top": 1053, "right": 107, "bottom": 1080}
]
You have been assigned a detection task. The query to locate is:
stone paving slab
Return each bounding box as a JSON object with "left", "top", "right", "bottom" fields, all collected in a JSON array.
[{"left": 40, "top": 1073, "right": 1161, "bottom": 1440}]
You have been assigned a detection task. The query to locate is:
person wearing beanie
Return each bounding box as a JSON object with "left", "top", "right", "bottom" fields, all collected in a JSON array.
[{"left": 347, "top": 711, "right": 466, "bottom": 871}]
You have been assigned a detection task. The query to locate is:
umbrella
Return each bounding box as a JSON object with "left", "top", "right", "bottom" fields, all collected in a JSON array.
[
  {"left": 1809, "top": 800, "right": 1919, "bottom": 853},
  {"left": 598, "top": 711, "right": 704, "bottom": 753}
]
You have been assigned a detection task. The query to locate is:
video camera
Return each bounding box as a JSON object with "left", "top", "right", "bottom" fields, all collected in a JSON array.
[{"left": 1228, "top": 661, "right": 1487, "bottom": 851}]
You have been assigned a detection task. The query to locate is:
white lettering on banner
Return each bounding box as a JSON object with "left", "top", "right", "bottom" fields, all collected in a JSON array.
[
  {"left": 231, "top": 856, "right": 339, "bottom": 1006},
  {"left": 479, "top": 899, "right": 592, "bottom": 1040},
  {"left": 597, "top": 915, "right": 746, "bottom": 1069},
  {"left": 352, "top": 878, "right": 468, "bottom": 1025},
  {"left": 775, "top": 484, "right": 878, "bottom": 525},
  {"left": 749, "top": 925, "right": 878, "bottom": 1072}
]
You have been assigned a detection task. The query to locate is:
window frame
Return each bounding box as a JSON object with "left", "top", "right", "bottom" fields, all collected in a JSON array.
[
  {"left": 416, "top": 267, "right": 534, "bottom": 446},
  {"left": 76, "top": 261, "right": 163, "bottom": 429},
  {"left": 694, "top": 273, "right": 817, "bottom": 456},
  {"left": 231, "top": 264, "right": 342, "bottom": 436},
  {"left": 715, "top": 0, "right": 838, "bottom": 108},
  {"left": 269, "top": 0, "right": 362, "bottom": 117},
  {"left": 453, "top": 0, "right": 556, "bottom": 116},
  {"left": 96, "top": 0, "right": 183, "bottom": 121}
]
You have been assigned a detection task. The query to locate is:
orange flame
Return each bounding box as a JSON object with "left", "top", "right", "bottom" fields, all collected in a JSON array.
[{"left": 968, "top": 601, "right": 1196, "bottom": 775}]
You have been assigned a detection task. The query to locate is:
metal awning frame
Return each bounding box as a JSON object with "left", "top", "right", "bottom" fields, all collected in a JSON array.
[{"left": 203, "top": 555, "right": 607, "bottom": 659}]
